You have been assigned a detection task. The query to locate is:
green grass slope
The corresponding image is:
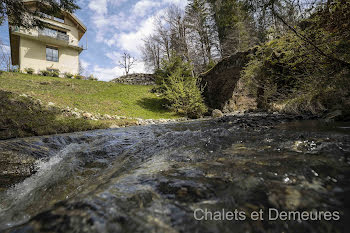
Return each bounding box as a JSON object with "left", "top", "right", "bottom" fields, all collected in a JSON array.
[
  {"left": 0, "top": 72, "right": 178, "bottom": 139},
  {"left": 0, "top": 72, "right": 177, "bottom": 119}
]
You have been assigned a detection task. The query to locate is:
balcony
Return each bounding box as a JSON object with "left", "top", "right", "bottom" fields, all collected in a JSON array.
[
  {"left": 10, "top": 25, "right": 83, "bottom": 52},
  {"left": 38, "top": 28, "right": 69, "bottom": 43}
]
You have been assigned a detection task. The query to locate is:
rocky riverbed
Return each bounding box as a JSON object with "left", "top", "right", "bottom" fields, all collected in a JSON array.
[{"left": 0, "top": 114, "right": 349, "bottom": 233}]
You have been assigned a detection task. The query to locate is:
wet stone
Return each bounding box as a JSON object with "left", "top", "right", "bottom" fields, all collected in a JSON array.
[{"left": 0, "top": 115, "right": 349, "bottom": 233}]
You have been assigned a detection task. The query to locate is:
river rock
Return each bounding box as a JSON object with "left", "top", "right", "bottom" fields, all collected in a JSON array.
[
  {"left": 212, "top": 109, "right": 224, "bottom": 118},
  {"left": 82, "top": 112, "right": 93, "bottom": 119}
]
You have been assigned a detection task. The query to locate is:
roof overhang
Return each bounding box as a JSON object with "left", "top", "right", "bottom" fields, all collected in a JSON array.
[{"left": 21, "top": 0, "right": 86, "bottom": 34}]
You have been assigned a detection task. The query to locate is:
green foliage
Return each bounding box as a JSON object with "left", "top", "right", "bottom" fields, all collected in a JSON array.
[
  {"left": 24, "top": 68, "right": 34, "bottom": 74},
  {"left": 163, "top": 70, "right": 208, "bottom": 118},
  {"left": 2, "top": 0, "right": 80, "bottom": 28},
  {"left": 39, "top": 70, "right": 50, "bottom": 76},
  {"left": 154, "top": 54, "right": 193, "bottom": 86},
  {"left": 39, "top": 69, "right": 59, "bottom": 77},
  {"left": 207, "top": 0, "right": 257, "bottom": 55},
  {"left": 74, "top": 74, "right": 83, "bottom": 80},
  {"left": 64, "top": 72, "right": 74, "bottom": 79},
  {"left": 241, "top": 1, "right": 350, "bottom": 114},
  {"left": 154, "top": 54, "right": 207, "bottom": 118},
  {"left": 50, "top": 69, "right": 60, "bottom": 77},
  {"left": 87, "top": 74, "right": 98, "bottom": 81},
  {"left": 9, "top": 67, "right": 20, "bottom": 73}
]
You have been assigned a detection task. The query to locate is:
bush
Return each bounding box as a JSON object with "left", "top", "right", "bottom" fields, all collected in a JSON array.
[
  {"left": 24, "top": 68, "right": 34, "bottom": 74},
  {"left": 64, "top": 72, "right": 74, "bottom": 79},
  {"left": 74, "top": 74, "right": 83, "bottom": 80},
  {"left": 87, "top": 74, "right": 98, "bottom": 81},
  {"left": 154, "top": 53, "right": 193, "bottom": 86},
  {"left": 9, "top": 67, "right": 19, "bottom": 73},
  {"left": 241, "top": 25, "right": 350, "bottom": 113},
  {"left": 162, "top": 69, "right": 208, "bottom": 118},
  {"left": 39, "top": 69, "right": 60, "bottom": 77},
  {"left": 39, "top": 70, "right": 50, "bottom": 76},
  {"left": 50, "top": 70, "right": 60, "bottom": 77}
]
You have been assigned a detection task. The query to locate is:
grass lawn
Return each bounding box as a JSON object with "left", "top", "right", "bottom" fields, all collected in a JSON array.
[{"left": 0, "top": 72, "right": 178, "bottom": 119}]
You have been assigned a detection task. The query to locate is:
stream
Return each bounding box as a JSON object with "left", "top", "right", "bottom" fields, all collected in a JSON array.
[{"left": 0, "top": 114, "right": 349, "bottom": 233}]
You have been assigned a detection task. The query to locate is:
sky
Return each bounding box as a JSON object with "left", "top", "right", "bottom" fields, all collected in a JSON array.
[{"left": 0, "top": 0, "right": 188, "bottom": 81}]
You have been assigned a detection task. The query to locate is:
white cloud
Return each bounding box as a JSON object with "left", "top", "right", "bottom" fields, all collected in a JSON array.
[
  {"left": 80, "top": 59, "right": 90, "bottom": 70},
  {"left": 84, "top": 0, "right": 188, "bottom": 81},
  {"left": 133, "top": 0, "right": 161, "bottom": 17},
  {"left": 88, "top": 0, "right": 108, "bottom": 15},
  {"left": 116, "top": 13, "right": 159, "bottom": 57},
  {"left": 0, "top": 44, "right": 10, "bottom": 54}
]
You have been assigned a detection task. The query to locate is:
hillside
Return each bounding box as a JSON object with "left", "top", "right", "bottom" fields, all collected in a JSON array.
[{"left": 0, "top": 72, "right": 179, "bottom": 139}]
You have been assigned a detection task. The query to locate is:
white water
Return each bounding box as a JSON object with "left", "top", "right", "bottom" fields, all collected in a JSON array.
[{"left": 0, "top": 143, "right": 85, "bottom": 230}]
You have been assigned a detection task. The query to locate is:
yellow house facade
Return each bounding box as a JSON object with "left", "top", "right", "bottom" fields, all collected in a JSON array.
[{"left": 9, "top": 0, "right": 87, "bottom": 75}]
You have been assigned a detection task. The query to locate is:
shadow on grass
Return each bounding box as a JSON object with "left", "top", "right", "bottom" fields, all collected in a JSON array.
[
  {"left": 136, "top": 97, "right": 172, "bottom": 114},
  {"left": 0, "top": 90, "right": 107, "bottom": 140}
]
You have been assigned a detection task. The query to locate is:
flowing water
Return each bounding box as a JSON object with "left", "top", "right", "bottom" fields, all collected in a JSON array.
[{"left": 0, "top": 114, "right": 349, "bottom": 233}]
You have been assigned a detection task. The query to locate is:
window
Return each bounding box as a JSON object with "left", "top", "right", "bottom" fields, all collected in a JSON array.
[{"left": 46, "top": 47, "right": 59, "bottom": 62}]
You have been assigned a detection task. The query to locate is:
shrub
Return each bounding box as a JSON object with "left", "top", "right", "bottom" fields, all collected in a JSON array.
[
  {"left": 64, "top": 72, "right": 74, "bottom": 79},
  {"left": 49, "top": 69, "right": 60, "bottom": 77},
  {"left": 39, "top": 70, "right": 50, "bottom": 76},
  {"left": 39, "top": 69, "right": 60, "bottom": 77},
  {"left": 241, "top": 26, "right": 350, "bottom": 113},
  {"left": 154, "top": 53, "right": 193, "bottom": 87},
  {"left": 74, "top": 74, "right": 83, "bottom": 80},
  {"left": 24, "top": 68, "right": 34, "bottom": 74},
  {"left": 9, "top": 67, "right": 19, "bottom": 73},
  {"left": 162, "top": 69, "right": 208, "bottom": 118},
  {"left": 87, "top": 75, "right": 98, "bottom": 81}
]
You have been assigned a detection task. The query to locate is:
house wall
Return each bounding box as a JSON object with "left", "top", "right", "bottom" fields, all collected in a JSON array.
[{"left": 19, "top": 37, "right": 79, "bottom": 74}]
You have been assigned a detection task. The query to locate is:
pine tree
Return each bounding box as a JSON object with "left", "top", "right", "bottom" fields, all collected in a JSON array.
[{"left": 1, "top": 0, "right": 80, "bottom": 28}]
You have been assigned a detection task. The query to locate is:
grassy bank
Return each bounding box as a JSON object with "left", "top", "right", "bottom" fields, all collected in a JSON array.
[
  {"left": 0, "top": 72, "right": 178, "bottom": 119},
  {"left": 0, "top": 72, "right": 179, "bottom": 139}
]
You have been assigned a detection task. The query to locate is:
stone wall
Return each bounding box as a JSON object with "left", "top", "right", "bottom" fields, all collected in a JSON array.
[
  {"left": 111, "top": 73, "right": 156, "bottom": 85},
  {"left": 201, "top": 50, "right": 257, "bottom": 112}
]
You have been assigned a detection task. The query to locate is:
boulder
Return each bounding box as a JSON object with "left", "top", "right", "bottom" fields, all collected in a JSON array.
[
  {"left": 201, "top": 50, "right": 257, "bottom": 113},
  {"left": 82, "top": 112, "right": 93, "bottom": 119},
  {"left": 212, "top": 109, "right": 224, "bottom": 118}
]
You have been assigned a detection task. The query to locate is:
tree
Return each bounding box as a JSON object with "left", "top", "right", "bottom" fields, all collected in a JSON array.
[
  {"left": 142, "top": 35, "right": 161, "bottom": 71},
  {"left": 186, "top": 0, "right": 220, "bottom": 69},
  {"left": 141, "top": 5, "right": 190, "bottom": 72},
  {"left": 118, "top": 52, "right": 137, "bottom": 75},
  {"left": 207, "top": 0, "right": 258, "bottom": 56},
  {"left": 0, "top": 0, "right": 80, "bottom": 28},
  {"left": 165, "top": 6, "right": 190, "bottom": 61},
  {"left": 156, "top": 54, "right": 207, "bottom": 118}
]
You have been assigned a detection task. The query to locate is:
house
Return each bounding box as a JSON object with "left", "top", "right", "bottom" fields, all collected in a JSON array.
[{"left": 9, "top": 0, "right": 86, "bottom": 75}]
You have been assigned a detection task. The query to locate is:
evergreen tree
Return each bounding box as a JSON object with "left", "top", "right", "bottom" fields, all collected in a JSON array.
[{"left": 0, "top": 0, "right": 80, "bottom": 28}]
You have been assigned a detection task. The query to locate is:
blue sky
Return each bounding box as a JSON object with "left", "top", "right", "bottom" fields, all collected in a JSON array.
[{"left": 0, "top": 0, "right": 188, "bottom": 81}]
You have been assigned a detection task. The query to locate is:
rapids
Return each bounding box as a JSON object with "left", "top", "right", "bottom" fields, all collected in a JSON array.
[{"left": 0, "top": 114, "right": 349, "bottom": 232}]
